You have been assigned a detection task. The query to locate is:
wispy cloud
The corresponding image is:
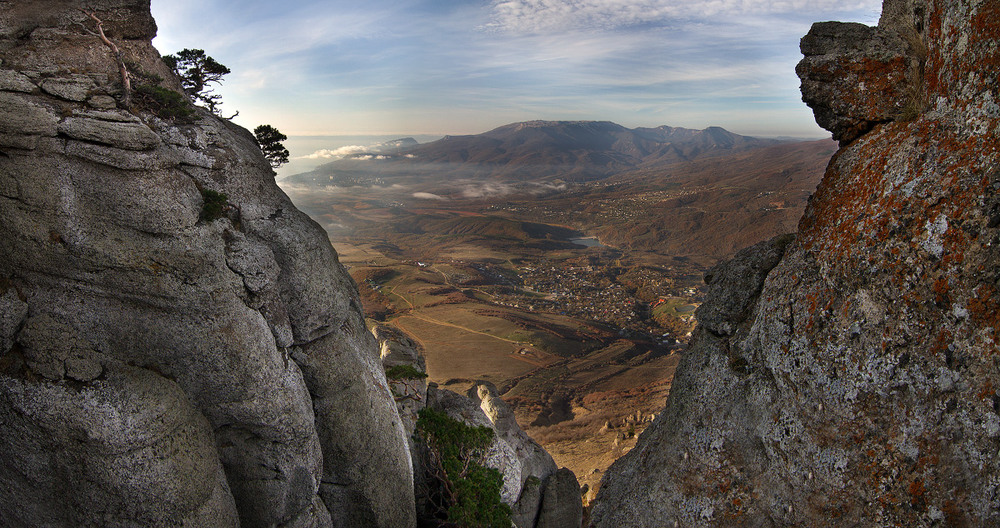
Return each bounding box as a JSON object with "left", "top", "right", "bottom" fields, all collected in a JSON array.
[
  {"left": 413, "top": 192, "right": 449, "bottom": 200},
  {"left": 300, "top": 145, "right": 370, "bottom": 159},
  {"left": 483, "top": 0, "right": 879, "bottom": 34},
  {"left": 462, "top": 182, "right": 516, "bottom": 199}
]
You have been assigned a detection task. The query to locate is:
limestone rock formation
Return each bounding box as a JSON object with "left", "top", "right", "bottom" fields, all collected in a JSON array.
[
  {"left": 796, "top": 21, "right": 920, "bottom": 145},
  {"left": 0, "top": 1, "right": 414, "bottom": 526},
  {"left": 423, "top": 384, "right": 582, "bottom": 528},
  {"left": 372, "top": 323, "right": 582, "bottom": 527},
  {"left": 592, "top": 0, "right": 1000, "bottom": 525},
  {"left": 535, "top": 468, "right": 585, "bottom": 528}
]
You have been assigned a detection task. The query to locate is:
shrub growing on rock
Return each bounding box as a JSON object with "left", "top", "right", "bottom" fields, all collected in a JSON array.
[
  {"left": 199, "top": 189, "right": 228, "bottom": 222},
  {"left": 132, "top": 85, "right": 193, "bottom": 120},
  {"left": 416, "top": 407, "right": 511, "bottom": 528}
]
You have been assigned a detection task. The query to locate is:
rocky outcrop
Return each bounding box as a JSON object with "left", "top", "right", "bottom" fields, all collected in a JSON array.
[
  {"left": 0, "top": 1, "right": 413, "bottom": 526},
  {"left": 372, "top": 323, "right": 582, "bottom": 527},
  {"left": 796, "top": 20, "right": 921, "bottom": 145},
  {"left": 424, "top": 384, "right": 582, "bottom": 528},
  {"left": 592, "top": 0, "right": 1000, "bottom": 526},
  {"left": 535, "top": 468, "right": 584, "bottom": 528}
]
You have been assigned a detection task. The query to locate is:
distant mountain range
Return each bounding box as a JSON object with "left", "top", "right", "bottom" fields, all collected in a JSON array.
[
  {"left": 287, "top": 121, "right": 790, "bottom": 185},
  {"left": 282, "top": 120, "right": 836, "bottom": 261}
]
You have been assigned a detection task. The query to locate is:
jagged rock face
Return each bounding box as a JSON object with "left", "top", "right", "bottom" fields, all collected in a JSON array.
[
  {"left": 592, "top": 0, "right": 1000, "bottom": 526},
  {"left": 372, "top": 323, "right": 582, "bottom": 528},
  {"left": 796, "top": 21, "right": 920, "bottom": 145},
  {"left": 0, "top": 1, "right": 414, "bottom": 527}
]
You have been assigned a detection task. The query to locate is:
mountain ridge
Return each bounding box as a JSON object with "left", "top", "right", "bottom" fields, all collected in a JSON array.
[{"left": 293, "top": 120, "right": 790, "bottom": 184}]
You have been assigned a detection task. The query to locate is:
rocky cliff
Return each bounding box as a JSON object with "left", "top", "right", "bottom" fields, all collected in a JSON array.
[
  {"left": 0, "top": 1, "right": 415, "bottom": 526},
  {"left": 592, "top": 0, "right": 1000, "bottom": 525},
  {"left": 373, "top": 322, "right": 583, "bottom": 528}
]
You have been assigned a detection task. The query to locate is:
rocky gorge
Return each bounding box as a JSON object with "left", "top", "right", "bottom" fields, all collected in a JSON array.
[
  {"left": 591, "top": 0, "right": 1000, "bottom": 525},
  {"left": 2, "top": 0, "right": 998, "bottom": 526}
]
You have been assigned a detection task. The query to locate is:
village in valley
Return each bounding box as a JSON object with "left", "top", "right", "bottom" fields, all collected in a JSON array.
[
  {"left": 357, "top": 249, "right": 706, "bottom": 354},
  {"left": 339, "top": 238, "right": 700, "bottom": 496}
]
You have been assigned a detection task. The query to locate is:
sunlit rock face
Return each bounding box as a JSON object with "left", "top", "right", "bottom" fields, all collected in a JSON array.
[
  {"left": 591, "top": 0, "right": 1000, "bottom": 525},
  {"left": 0, "top": 1, "right": 414, "bottom": 526},
  {"left": 372, "top": 321, "right": 582, "bottom": 528}
]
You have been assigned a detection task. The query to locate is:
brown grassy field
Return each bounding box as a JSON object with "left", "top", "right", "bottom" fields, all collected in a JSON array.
[{"left": 339, "top": 242, "right": 683, "bottom": 502}]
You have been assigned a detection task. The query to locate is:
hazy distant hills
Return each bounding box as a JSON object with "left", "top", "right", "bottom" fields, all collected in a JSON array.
[
  {"left": 282, "top": 120, "right": 836, "bottom": 261},
  {"left": 406, "top": 121, "right": 779, "bottom": 179},
  {"left": 288, "top": 120, "right": 787, "bottom": 185},
  {"left": 573, "top": 138, "right": 839, "bottom": 257}
]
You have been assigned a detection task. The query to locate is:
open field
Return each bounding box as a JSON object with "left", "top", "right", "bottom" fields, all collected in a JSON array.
[{"left": 336, "top": 240, "right": 691, "bottom": 500}]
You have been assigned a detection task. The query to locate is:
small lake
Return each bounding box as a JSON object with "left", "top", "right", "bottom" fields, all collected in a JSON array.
[{"left": 570, "top": 237, "right": 605, "bottom": 248}]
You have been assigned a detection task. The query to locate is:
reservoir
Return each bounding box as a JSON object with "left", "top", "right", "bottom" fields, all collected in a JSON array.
[{"left": 570, "top": 237, "right": 605, "bottom": 248}]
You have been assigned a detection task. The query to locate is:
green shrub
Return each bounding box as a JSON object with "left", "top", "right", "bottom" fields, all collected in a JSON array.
[
  {"left": 132, "top": 85, "right": 193, "bottom": 120},
  {"left": 200, "top": 188, "right": 228, "bottom": 222},
  {"left": 449, "top": 464, "right": 509, "bottom": 527},
  {"left": 416, "top": 408, "right": 511, "bottom": 528}
]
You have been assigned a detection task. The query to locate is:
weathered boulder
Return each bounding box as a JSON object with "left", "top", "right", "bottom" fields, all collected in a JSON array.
[
  {"left": 0, "top": 365, "right": 240, "bottom": 527},
  {"left": 58, "top": 111, "right": 161, "bottom": 150},
  {"left": 0, "top": 1, "right": 414, "bottom": 527},
  {"left": 40, "top": 74, "right": 96, "bottom": 101},
  {"left": 512, "top": 475, "right": 545, "bottom": 528},
  {"left": 374, "top": 321, "right": 428, "bottom": 437},
  {"left": 536, "top": 468, "right": 584, "bottom": 528},
  {"left": 593, "top": 0, "right": 1000, "bottom": 526},
  {"left": 796, "top": 20, "right": 919, "bottom": 145},
  {"left": 0, "top": 92, "right": 59, "bottom": 137},
  {"left": 467, "top": 381, "right": 564, "bottom": 501},
  {"left": 697, "top": 234, "right": 793, "bottom": 337}
]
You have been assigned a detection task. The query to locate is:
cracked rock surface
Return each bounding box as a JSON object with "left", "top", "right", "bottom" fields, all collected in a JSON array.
[
  {"left": 592, "top": 0, "right": 1000, "bottom": 525},
  {"left": 0, "top": 1, "right": 414, "bottom": 526}
]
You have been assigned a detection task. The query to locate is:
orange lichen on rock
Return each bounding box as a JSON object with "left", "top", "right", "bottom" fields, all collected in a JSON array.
[{"left": 591, "top": 1, "right": 1000, "bottom": 526}]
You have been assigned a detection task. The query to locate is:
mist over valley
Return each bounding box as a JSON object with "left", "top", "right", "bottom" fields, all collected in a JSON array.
[{"left": 278, "top": 120, "right": 835, "bottom": 492}]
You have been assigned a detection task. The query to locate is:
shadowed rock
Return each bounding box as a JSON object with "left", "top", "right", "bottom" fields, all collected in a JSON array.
[
  {"left": 0, "top": 1, "right": 414, "bottom": 526},
  {"left": 593, "top": 0, "right": 1000, "bottom": 525}
]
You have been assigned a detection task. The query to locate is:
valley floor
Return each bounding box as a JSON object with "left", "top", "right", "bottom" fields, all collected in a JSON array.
[{"left": 335, "top": 241, "right": 693, "bottom": 502}]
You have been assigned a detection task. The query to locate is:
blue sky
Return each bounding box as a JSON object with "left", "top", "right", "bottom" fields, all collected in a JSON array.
[{"left": 151, "top": 0, "right": 880, "bottom": 139}]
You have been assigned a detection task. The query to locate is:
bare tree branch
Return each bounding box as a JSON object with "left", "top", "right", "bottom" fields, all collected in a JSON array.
[
  {"left": 391, "top": 379, "right": 425, "bottom": 402},
  {"left": 80, "top": 10, "right": 131, "bottom": 106}
]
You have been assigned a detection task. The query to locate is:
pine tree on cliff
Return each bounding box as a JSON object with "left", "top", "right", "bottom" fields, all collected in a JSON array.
[
  {"left": 254, "top": 125, "right": 290, "bottom": 168},
  {"left": 163, "top": 48, "right": 231, "bottom": 116}
]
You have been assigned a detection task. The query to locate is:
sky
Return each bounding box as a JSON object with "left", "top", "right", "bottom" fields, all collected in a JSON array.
[{"left": 150, "top": 0, "right": 881, "bottom": 140}]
